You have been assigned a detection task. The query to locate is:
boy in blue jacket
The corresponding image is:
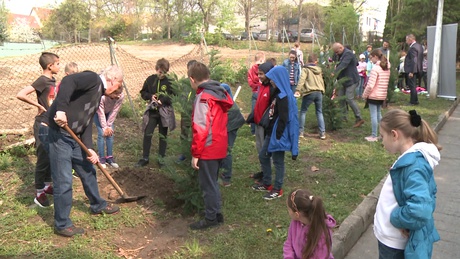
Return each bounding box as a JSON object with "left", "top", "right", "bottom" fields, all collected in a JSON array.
[{"left": 252, "top": 66, "right": 299, "bottom": 200}]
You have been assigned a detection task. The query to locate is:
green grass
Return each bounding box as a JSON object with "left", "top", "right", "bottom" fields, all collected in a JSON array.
[{"left": 1, "top": 67, "right": 458, "bottom": 259}]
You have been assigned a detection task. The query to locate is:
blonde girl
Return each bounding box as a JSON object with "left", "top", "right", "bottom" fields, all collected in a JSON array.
[{"left": 374, "top": 109, "right": 441, "bottom": 258}]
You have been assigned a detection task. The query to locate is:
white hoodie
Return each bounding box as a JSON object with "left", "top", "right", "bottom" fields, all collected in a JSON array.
[{"left": 374, "top": 142, "right": 440, "bottom": 249}]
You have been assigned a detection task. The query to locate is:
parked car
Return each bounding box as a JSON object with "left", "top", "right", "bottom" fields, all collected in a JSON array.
[
  {"left": 258, "top": 30, "right": 269, "bottom": 41},
  {"left": 222, "top": 33, "right": 237, "bottom": 40},
  {"left": 241, "top": 31, "right": 259, "bottom": 40},
  {"left": 299, "top": 28, "right": 322, "bottom": 43},
  {"left": 259, "top": 30, "right": 279, "bottom": 41},
  {"left": 278, "top": 30, "right": 298, "bottom": 42}
]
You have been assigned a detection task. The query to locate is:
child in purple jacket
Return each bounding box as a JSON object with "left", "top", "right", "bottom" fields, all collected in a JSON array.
[{"left": 284, "top": 189, "right": 336, "bottom": 259}]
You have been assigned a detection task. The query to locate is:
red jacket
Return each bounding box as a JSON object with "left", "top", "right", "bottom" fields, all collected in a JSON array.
[
  {"left": 191, "top": 80, "right": 233, "bottom": 160},
  {"left": 253, "top": 83, "right": 272, "bottom": 124},
  {"left": 247, "top": 64, "right": 261, "bottom": 93}
]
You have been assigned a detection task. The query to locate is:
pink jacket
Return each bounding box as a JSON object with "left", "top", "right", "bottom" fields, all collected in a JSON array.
[
  {"left": 362, "top": 61, "right": 390, "bottom": 101},
  {"left": 96, "top": 92, "right": 125, "bottom": 129},
  {"left": 283, "top": 214, "right": 336, "bottom": 259}
]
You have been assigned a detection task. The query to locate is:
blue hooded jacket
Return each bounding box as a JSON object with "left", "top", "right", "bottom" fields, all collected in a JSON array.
[{"left": 265, "top": 66, "right": 299, "bottom": 156}]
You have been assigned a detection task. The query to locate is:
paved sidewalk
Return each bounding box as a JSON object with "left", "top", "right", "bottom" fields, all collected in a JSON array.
[{"left": 342, "top": 105, "right": 460, "bottom": 259}]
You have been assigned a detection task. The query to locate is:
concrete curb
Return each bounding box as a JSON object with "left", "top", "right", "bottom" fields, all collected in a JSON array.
[{"left": 332, "top": 98, "right": 460, "bottom": 259}]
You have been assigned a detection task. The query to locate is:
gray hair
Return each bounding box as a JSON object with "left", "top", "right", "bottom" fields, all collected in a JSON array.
[{"left": 101, "top": 65, "right": 123, "bottom": 82}]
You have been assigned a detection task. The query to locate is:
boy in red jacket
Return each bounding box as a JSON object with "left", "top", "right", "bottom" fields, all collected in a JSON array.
[
  {"left": 247, "top": 52, "right": 265, "bottom": 135},
  {"left": 188, "top": 62, "right": 234, "bottom": 230}
]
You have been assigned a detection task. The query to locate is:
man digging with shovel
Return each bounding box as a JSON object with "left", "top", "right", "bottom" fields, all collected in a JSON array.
[{"left": 47, "top": 65, "right": 123, "bottom": 237}]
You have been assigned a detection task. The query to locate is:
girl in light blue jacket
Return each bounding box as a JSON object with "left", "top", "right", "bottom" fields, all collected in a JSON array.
[{"left": 374, "top": 109, "right": 441, "bottom": 259}]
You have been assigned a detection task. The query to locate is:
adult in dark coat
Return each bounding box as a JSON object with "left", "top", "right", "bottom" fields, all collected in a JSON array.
[
  {"left": 404, "top": 34, "right": 424, "bottom": 105},
  {"left": 332, "top": 42, "right": 364, "bottom": 128}
]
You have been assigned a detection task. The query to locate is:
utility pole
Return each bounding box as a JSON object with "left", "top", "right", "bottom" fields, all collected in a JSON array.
[{"left": 429, "top": 0, "right": 444, "bottom": 99}]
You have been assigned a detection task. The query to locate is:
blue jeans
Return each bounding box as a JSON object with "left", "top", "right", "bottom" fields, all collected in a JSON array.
[
  {"left": 259, "top": 134, "right": 285, "bottom": 190},
  {"left": 369, "top": 103, "right": 382, "bottom": 137},
  {"left": 250, "top": 92, "right": 258, "bottom": 135},
  {"left": 221, "top": 129, "right": 238, "bottom": 182},
  {"left": 378, "top": 241, "right": 404, "bottom": 259},
  {"left": 94, "top": 113, "right": 114, "bottom": 160},
  {"left": 48, "top": 127, "right": 107, "bottom": 230},
  {"left": 299, "top": 91, "right": 325, "bottom": 134}
]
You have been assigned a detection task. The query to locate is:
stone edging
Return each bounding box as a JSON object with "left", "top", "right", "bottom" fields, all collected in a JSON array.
[{"left": 332, "top": 98, "right": 460, "bottom": 259}]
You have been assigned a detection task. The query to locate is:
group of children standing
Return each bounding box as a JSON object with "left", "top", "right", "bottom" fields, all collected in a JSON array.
[
  {"left": 17, "top": 49, "right": 441, "bottom": 258},
  {"left": 246, "top": 48, "right": 441, "bottom": 258}
]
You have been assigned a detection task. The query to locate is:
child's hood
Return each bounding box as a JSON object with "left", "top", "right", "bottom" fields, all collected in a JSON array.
[
  {"left": 306, "top": 65, "right": 322, "bottom": 75},
  {"left": 407, "top": 142, "right": 441, "bottom": 169},
  {"left": 265, "top": 66, "right": 291, "bottom": 99},
  {"left": 198, "top": 80, "right": 233, "bottom": 109}
]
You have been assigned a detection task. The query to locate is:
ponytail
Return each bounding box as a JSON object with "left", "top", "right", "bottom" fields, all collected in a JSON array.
[
  {"left": 370, "top": 49, "right": 389, "bottom": 71},
  {"left": 303, "top": 196, "right": 331, "bottom": 259},
  {"left": 379, "top": 55, "right": 389, "bottom": 71}
]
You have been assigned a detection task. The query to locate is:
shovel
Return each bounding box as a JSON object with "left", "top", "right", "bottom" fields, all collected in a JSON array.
[{"left": 63, "top": 125, "right": 146, "bottom": 203}]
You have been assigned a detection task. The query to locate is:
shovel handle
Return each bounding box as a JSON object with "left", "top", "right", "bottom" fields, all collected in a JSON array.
[{"left": 63, "top": 125, "right": 127, "bottom": 198}]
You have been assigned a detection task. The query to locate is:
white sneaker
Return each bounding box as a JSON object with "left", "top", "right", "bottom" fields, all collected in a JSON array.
[
  {"left": 100, "top": 163, "right": 107, "bottom": 168},
  {"left": 107, "top": 162, "right": 119, "bottom": 168},
  {"left": 365, "top": 136, "right": 379, "bottom": 142}
]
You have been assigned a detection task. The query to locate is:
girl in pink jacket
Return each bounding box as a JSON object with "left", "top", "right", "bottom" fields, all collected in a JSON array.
[
  {"left": 362, "top": 49, "right": 390, "bottom": 142},
  {"left": 284, "top": 189, "right": 336, "bottom": 259}
]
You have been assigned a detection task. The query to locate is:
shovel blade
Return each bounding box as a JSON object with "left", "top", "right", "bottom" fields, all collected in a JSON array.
[{"left": 114, "top": 195, "right": 147, "bottom": 204}]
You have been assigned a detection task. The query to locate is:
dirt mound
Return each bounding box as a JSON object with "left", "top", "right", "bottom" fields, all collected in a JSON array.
[{"left": 102, "top": 166, "right": 184, "bottom": 212}]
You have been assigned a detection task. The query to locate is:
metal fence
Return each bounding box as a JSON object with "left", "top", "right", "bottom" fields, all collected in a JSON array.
[{"left": 0, "top": 42, "right": 207, "bottom": 137}]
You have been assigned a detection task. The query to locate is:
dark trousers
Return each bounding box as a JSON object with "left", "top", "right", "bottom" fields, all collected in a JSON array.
[
  {"left": 198, "top": 159, "right": 222, "bottom": 221},
  {"left": 250, "top": 92, "right": 257, "bottom": 135},
  {"left": 406, "top": 73, "right": 419, "bottom": 104},
  {"left": 33, "top": 119, "right": 51, "bottom": 189},
  {"left": 221, "top": 129, "right": 238, "bottom": 182},
  {"left": 142, "top": 113, "right": 168, "bottom": 159},
  {"left": 378, "top": 241, "right": 405, "bottom": 259}
]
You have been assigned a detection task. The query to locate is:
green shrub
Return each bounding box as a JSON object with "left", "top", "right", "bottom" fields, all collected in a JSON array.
[{"left": 0, "top": 153, "right": 12, "bottom": 170}]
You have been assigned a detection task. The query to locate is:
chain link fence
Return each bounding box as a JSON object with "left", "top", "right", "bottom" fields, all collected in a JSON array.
[{"left": 0, "top": 42, "right": 208, "bottom": 143}]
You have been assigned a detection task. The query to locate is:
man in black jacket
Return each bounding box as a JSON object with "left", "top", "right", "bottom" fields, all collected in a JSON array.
[
  {"left": 332, "top": 42, "right": 365, "bottom": 127},
  {"left": 404, "top": 34, "right": 424, "bottom": 105},
  {"left": 48, "top": 65, "right": 123, "bottom": 237}
]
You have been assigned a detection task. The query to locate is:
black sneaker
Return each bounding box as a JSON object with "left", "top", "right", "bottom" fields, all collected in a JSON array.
[
  {"left": 54, "top": 225, "right": 85, "bottom": 237},
  {"left": 198, "top": 212, "right": 224, "bottom": 224},
  {"left": 189, "top": 218, "right": 219, "bottom": 230},
  {"left": 216, "top": 213, "right": 224, "bottom": 224},
  {"left": 252, "top": 183, "right": 273, "bottom": 192},
  {"left": 249, "top": 171, "right": 263, "bottom": 181},
  {"left": 91, "top": 204, "right": 120, "bottom": 215},
  {"left": 136, "top": 158, "right": 149, "bottom": 167},
  {"left": 34, "top": 192, "right": 50, "bottom": 208},
  {"left": 263, "top": 189, "right": 284, "bottom": 200}
]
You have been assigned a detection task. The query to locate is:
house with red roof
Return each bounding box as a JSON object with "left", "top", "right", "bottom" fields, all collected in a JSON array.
[{"left": 7, "top": 7, "right": 52, "bottom": 42}]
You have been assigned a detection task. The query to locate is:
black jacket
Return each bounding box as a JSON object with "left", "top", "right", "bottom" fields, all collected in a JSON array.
[{"left": 335, "top": 48, "right": 360, "bottom": 87}]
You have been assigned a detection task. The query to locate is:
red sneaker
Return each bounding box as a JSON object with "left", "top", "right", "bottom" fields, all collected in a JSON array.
[{"left": 34, "top": 193, "right": 50, "bottom": 208}]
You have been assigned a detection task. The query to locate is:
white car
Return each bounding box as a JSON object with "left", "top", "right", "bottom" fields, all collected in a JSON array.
[{"left": 299, "top": 28, "right": 322, "bottom": 43}]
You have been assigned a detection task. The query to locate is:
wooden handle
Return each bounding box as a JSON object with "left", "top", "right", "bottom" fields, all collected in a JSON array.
[{"left": 63, "top": 125, "right": 127, "bottom": 198}]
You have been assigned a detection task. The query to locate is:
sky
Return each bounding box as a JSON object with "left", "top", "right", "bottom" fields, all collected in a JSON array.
[{"left": 4, "top": 0, "right": 64, "bottom": 15}]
